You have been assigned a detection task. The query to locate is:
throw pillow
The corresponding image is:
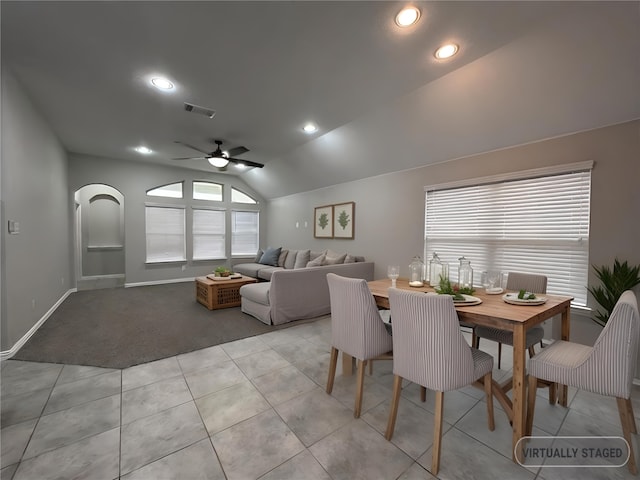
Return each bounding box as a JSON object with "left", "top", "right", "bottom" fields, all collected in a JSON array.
[
  {"left": 278, "top": 249, "right": 289, "bottom": 267},
  {"left": 306, "top": 254, "right": 326, "bottom": 267},
  {"left": 259, "top": 247, "right": 282, "bottom": 266},
  {"left": 344, "top": 254, "right": 356, "bottom": 264},
  {"left": 309, "top": 250, "right": 326, "bottom": 261},
  {"left": 294, "top": 249, "right": 310, "bottom": 269},
  {"left": 323, "top": 253, "right": 347, "bottom": 265},
  {"left": 254, "top": 249, "right": 264, "bottom": 263},
  {"left": 284, "top": 250, "right": 298, "bottom": 269}
]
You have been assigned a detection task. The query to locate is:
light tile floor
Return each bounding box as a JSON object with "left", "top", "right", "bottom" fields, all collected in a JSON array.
[{"left": 1, "top": 316, "right": 639, "bottom": 479}]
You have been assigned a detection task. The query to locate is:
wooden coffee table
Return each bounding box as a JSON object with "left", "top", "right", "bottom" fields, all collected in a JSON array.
[{"left": 195, "top": 275, "right": 258, "bottom": 310}]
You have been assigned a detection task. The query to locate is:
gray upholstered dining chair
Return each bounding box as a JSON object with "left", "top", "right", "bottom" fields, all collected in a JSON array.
[
  {"left": 474, "top": 272, "right": 548, "bottom": 369},
  {"left": 526, "top": 290, "right": 639, "bottom": 474},
  {"left": 385, "top": 288, "right": 495, "bottom": 476},
  {"left": 326, "top": 273, "right": 393, "bottom": 418}
]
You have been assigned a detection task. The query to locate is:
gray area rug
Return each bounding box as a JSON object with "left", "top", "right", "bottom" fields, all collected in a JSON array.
[{"left": 13, "top": 282, "right": 293, "bottom": 369}]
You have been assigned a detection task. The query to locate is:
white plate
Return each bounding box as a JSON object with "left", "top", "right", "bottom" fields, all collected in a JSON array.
[
  {"left": 502, "top": 293, "right": 547, "bottom": 306},
  {"left": 485, "top": 287, "right": 504, "bottom": 295},
  {"left": 452, "top": 294, "right": 483, "bottom": 306}
]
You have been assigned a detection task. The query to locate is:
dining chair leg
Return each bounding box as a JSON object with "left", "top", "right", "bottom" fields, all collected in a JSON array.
[
  {"left": 484, "top": 372, "right": 495, "bottom": 431},
  {"left": 617, "top": 397, "right": 638, "bottom": 475},
  {"left": 548, "top": 382, "right": 557, "bottom": 405},
  {"left": 627, "top": 398, "right": 637, "bottom": 434},
  {"left": 354, "top": 359, "right": 366, "bottom": 418},
  {"left": 420, "top": 386, "right": 427, "bottom": 402},
  {"left": 526, "top": 374, "right": 538, "bottom": 436},
  {"left": 326, "top": 347, "right": 339, "bottom": 394},
  {"left": 528, "top": 345, "right": 536, "bottom": 358},
  {"left": 432, "top": 391, "right": 445, "bottom": 476},
  {"left": 498, "top": 343, "right": 502, "bottom": 369},
  {"left": 385, "top": 375, "right": 403, "bottom": 440},
  {"left": 472, "top": 332, "right": 478, "bottom": 349}
]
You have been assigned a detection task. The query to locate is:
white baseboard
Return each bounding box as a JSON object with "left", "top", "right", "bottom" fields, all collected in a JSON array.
[
  {"left": 125, "top": 277, "right": 195, "bottom": 288},
  {"left": 0, "top": 288, "right": 77, "bottom": 361}
]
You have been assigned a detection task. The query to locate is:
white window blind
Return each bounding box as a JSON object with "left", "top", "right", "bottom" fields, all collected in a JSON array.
[
  {"left": 231, "top": 210, "right": 259, "bottom": 256},
  {"left": 424, "top": 166, "right": 591, "bottom": 305},
  {"left": 193, "top": 209, "right": 225, "bottom": 260},
  {"left": 145, "top": 206, "right": 186, "bottom": 263}
]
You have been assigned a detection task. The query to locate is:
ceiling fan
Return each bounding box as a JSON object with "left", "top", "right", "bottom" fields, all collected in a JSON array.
[{"left": 173, "top": 139, "right": 264, "bottom": 170}]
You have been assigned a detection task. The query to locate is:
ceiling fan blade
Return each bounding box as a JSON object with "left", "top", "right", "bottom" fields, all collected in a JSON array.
[
  {"left": 174, "top": 141, "right": 211, "bottom": 155},
  {"left": 228, "top": 158, "right": 264, "bottom": 168},
  {"left": 172, "top": 156, "right": 207, "bottom": 161},
  {"left": 227, "top": 146, "right": 249, "bottom": 157}
]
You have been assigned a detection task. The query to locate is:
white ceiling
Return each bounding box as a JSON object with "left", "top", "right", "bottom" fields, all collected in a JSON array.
[{"left": 2, "top": 1, "right": 639, "bottom": 199}]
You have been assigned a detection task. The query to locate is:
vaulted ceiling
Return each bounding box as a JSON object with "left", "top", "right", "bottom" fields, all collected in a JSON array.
[{"left": 2, "top": 1, "right": 639, "bottom": 199}]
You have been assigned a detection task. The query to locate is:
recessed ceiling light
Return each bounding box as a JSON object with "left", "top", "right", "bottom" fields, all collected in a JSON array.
[
  {"left": 150, "top": 76, "right": 174, "bottom": 90},
  {"left": 135, "top": 146, "right": 152, "bottom": 154},
  {"left": 434, "top": 43, "right": 459, "bottom": 59},
  {"left": 303, "top": 123, "right": 318, "bottom": 134},
  {"left": 395, "top": 6, "right": 421, "bottom": 27}
]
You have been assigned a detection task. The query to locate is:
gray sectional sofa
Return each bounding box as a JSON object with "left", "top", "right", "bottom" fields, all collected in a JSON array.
[{"left": 235, "top": 248, "right": 374, "bottom": 325}]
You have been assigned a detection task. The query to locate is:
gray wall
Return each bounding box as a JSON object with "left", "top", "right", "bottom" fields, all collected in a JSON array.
[
  {"left": 267, "top": 120, "right": 640, "bottom": 292},
  {"left": 266, "top": 120, "right": 640, "bottom": 360},
  {"left": 1, "top": 68, "right": 71, "bottom": 350},
  {"left": 67, "top": 154, "right": 265, "bottom": 286}
]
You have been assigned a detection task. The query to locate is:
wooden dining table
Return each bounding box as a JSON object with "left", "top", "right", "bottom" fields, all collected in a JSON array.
[{"left": 343, "top": 278, "right": 573, "bottom": 461}]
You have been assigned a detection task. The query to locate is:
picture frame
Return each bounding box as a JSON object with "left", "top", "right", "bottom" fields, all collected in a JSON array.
[
  {"left": 314, "top": 205, "right": 334, "bottom": 238},
  {"left": 333, "top": 201, "right": 355, "bottom": 239}
]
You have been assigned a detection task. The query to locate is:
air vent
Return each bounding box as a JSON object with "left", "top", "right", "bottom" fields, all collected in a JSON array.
[{"left": 184, "top": 102, "right": 215, "bottom": 119}]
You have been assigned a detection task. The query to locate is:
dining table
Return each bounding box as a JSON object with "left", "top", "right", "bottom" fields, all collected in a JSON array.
[{"left": 342, "top": 277, "right": 573, "bottom": 462}]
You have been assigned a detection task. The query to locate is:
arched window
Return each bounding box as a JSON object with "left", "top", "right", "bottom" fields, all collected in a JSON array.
[
  {"left": 193, "top": 181, "right": 223, "bottom": 201},
  {"left": 147, "top": 182, "right": 183, "bottom": 198},
  {"left": 231, "top": 187, "right": 257, "bottom": 204}
]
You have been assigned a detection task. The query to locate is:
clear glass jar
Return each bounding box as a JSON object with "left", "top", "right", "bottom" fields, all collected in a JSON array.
[
  {"left": 429, "top": 252, "right": 449, "bottom": 286},
  {"left": 409, "top": 256, "right": 425, "bottom": 287},
  {"left": 458, "top": 256, "right": 473, "bottom": 290}
]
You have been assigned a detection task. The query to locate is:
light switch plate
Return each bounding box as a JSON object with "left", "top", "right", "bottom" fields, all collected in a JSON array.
[{"left": 8, "top": 220, "right": 20, "bottom": 234}]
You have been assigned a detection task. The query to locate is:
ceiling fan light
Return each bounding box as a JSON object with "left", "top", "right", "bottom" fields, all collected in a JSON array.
[{"left": 208, "top": 157, "right": 229, "bottom": 168}]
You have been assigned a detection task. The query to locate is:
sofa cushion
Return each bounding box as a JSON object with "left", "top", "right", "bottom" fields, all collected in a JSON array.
[
  {"left": 240, "top": 282, "right": 270, "bottom": 305},
  {"left": 344, "top": 254, "right": 357, "bottom": 264},
  {"left": 232, "top": 263, "right": 263, "bottom": 278},
  {"left": 294, "top": 250, "right": 310, "bottom": 269},
  {"left": 254, "top": 249, "right": 264, "bottom": 263},
  {"left": 257, "top": 266, "right": 284, "bottom": 281},
  {"left": 278, "top": 249, "right": 288, "bottom": 267},
  {"left": 324, "top": 253, "right": 346, "bottom": 265},
  {"left": 307, "top": 254, "right": 326, "bottom": 267},
  {"left": 259, "top": 247, "right": 282, "bottom": 266},
  {"left": 309, "top": 250, "right": 326, "bottom": 261},
  {"left": 284, "top": 250, "right": 298, "bottom": 269}
]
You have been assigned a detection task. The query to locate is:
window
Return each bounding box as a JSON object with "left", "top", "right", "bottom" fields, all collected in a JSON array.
[
  {"left": 193, "top": 181, "right": 223, "bottom": 201},
  {"left": 193, "top": 209, "right": 225, "bottom": 260},
  {"left": 147, "top": 182, "right": 183, "bottom": 198},
  {"left": 231, "top": 187, "right": 257, "bottom": 204},
  {"left": 145, "top": 205, "right": 186, "bottom": 262},
  {"left": 424, "top": 162, "right": 592, "bottom": 305},
  {"left": 231, "top": 210, "right": 259, "bottom": 256}
]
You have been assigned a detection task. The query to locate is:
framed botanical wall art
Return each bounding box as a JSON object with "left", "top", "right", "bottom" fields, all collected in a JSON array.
[
  {"left": 314, "top": 205, "right": 334, "bottom": 238},
  {"left": 333, "top": 201, "right": 355, "bottom": 239}
]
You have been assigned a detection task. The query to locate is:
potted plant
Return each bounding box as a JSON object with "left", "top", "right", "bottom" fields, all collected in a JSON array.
[
  {"left": 214, "top": 266, "right": 232, "bottom": 277},
  {"left": 587, "top": 258, "right": 640, "bottom": 326}
]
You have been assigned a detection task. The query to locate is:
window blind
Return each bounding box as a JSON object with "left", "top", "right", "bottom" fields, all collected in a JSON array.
[
  {"left": 145, "top": 206, "right": 186, "bottom": 263},
  {"left": 231, "top": 210, "right": 259, "bottom": 256},
  {"left": 193, "top": 209, "right": 225, "bottom": 260},
  {"left": 424, "top": 168, "right": 591, "bottom": 305}
]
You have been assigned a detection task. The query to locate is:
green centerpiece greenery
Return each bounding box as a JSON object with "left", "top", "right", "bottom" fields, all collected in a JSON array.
[
  {"left": 434, "top": 275, "right": 475, "bottom": 301},
  {"left": 214, "top": 266, "right": 232, "bottom": 277},
  {"left": 587, "top": 259, "right": 640, "bottom": 326}
]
